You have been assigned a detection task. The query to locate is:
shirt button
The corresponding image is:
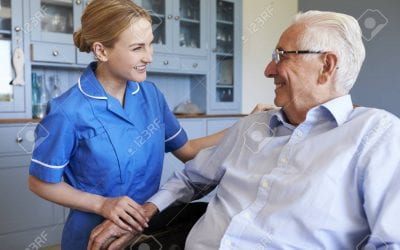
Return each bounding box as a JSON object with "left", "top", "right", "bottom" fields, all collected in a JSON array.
[
  {"left": 280, "top": 158, "right": 288, "bottom": 164},
  {"left": 261, "top": 180, "right": 269, "bottom": 188},
  {"left": 223, "top": 239, "right": 232, "bottom": 247},
  {"left": 296, "top": 130, "right": 303, "bottom": 137},
  {"left": 243, "top": 212, "right": 251, "bottom": 220}
]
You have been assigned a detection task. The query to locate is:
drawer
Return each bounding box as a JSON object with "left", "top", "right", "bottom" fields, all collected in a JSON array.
[
  {"left": 180, "top": 58, "right": 208, "bottom": 73},
  {"left": 31, "top": 42, "right": 75, "bottom": 63},
  {"left": 0, "top": 124, "right": 38, "bottom": 155},
  {"left": 148, "top": 55, "right": 180, "bottom": 72}
]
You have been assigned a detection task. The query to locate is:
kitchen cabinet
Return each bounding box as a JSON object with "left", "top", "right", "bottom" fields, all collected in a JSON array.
[
  {"left": 29, "top": 0, "right": 93, "bottom": 65},
  {"left": 136, "top": 0, "right": 210, "bottom": 74},
  {"left": 209, "top": 0, "right": 242, "bottom": 113},
  {"left": 0, "top": 123, "right": 64, "bottom": 249},
  {"left": 137, "top": 0, "right": 208, "bottom": 56},
  {"left": 0, "top": 0, "right": 26, "bottom": 116}
]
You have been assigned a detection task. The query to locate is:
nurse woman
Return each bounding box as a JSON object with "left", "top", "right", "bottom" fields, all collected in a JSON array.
[{"left": 28, "top": 0, "right": 228, "bottom": 248}]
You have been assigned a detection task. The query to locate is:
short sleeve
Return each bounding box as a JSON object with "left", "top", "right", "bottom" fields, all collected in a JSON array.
[
  {"left": 155, "top": 87, "right": 188, "bottom": 152},
  {"left": 29, "top": 100, "right": 76, "bottom": 183}
]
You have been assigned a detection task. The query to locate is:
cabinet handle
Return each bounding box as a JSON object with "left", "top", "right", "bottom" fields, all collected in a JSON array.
[
  {"left": 192, "top": 63, "right": 198, "bottom": 68},
  {"left": 14, "top": 26, "right": 22, "bottom": 32},
  {"left": 52, "top": 50, "right": 59, "bottom": 56},
  {"left": 16, "top": 137, "right": 23, "bottom": 144},
  {"left": 163, "top": 60, "right": 169, "bottom": 65},
  {"left": 167, "top": 15, "right": 173, "bottom": 19},
  {"left": 75, "top": 0, "right": 82, "bottom": 4},
  {"left": 174, "top": 16, "right": 180, "bottom": 20}
]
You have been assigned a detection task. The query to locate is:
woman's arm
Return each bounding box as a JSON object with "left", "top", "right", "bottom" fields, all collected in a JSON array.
[
  {"left": 28, "top": 175, "right": 149, "bottom": 232},
  {"left": 172, "top": 104, "right": 276, "bottom": 162}
]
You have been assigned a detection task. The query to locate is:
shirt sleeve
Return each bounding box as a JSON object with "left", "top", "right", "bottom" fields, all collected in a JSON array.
[
  {"left": 148, "top": 120, "right": 242, "bottom": 211},
  {"left": 359, "top": 113, "right": 400, "bottom": 247},
  {"left": 29, "top": 100, "right": 76, "bottom": 183},
  {"left": 155, "top": 86, "right": 188, "bottom": 152}
]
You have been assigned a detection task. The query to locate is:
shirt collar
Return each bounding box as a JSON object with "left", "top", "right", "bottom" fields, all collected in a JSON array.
[
  {"left": 320, "top": 94, "right": 354, "bottom": 126},
  {"left": 268, "top": 94, "right": 354, "bottom": 128},
  {"left": 78, "top": 62, "right": 141, "bottom": 100}
]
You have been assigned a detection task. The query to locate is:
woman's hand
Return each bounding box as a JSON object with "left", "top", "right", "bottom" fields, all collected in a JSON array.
[
  {"left": 98, "top": 196, "right": 149, "bottom": 232},
  {"left": 250, "top": 103, "right": 276, "bottom": 114}
]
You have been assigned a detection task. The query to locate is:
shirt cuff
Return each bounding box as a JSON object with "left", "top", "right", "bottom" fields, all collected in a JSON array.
[
  {"left": 147, "top": 190, "right": 178, "bottom": 212},
  {"left": 29, "top": 159, "right": 64, "bottom": 183}
]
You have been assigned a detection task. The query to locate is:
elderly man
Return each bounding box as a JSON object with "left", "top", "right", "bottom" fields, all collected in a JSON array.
[{"left": 90, "top": 10, "right": 400, "bottom": 249}]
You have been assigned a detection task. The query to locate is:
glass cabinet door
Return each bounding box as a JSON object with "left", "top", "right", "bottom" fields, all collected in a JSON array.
[
  {"left": 210, "top": 0, "right": 241, "bottom": 113},
  {"left": 215, "top": 0, "right": 234, "bottom": 103},
  {"left": 0, "top": 0, "right": 24, "bottom": 113},
  {"left": 30, "top": 0, "right": 74, "bottom": 43},
  {"left": 140, "top": 0, "right": 168, "bottom": 50},
  {"left": 177, "top": 0, "right": 200, "bottom": 49}
]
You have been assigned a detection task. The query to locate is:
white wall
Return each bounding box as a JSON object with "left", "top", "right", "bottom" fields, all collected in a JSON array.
[{"left": 241, "top": 0, "right": 298, "bottom": 113}]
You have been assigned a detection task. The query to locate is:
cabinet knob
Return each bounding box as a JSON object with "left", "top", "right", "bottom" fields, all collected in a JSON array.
[
  {"left": 174, "top": 16, "right": 180, "bottom": 20},
  {"left": 192, "top": 63, "right": 198, "bottom": 68},
  {"left": 52, "top": 50, "right": 59, "bottom": 56},
  {"left": 16, "top": 137, "right": 23, "bottom": 144},
  {"left": 167, "top": 15, "right": 173, "bottom": 19},
  {"left": 75, "top": 0, "right": 82, "bottom": 4},
  {"left": 163, "top": 60, "right": 169, "bottom": 65},
  {"left": 14, "top": 26, "right": 22, "bottom": 32}
]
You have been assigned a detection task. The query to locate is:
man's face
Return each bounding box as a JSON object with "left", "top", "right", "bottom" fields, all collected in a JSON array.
[{"left": 264, "top": 25, "right": 324, "bottom": 111}]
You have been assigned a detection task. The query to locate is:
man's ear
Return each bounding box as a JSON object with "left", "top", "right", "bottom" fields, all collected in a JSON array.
[
  {"left": 318, "top": 52, "right": 338, "bottom": 84},
  {"left": 92, "top": 42, "right": 108, "bottom": 62}
]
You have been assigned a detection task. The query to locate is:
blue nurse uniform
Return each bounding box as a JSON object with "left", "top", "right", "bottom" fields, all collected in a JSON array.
[{"left": 29, "top": 62, "right": 188, "bottom": 249}]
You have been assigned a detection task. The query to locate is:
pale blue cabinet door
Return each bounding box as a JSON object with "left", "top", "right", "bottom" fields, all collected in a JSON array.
[
  {"left": 0, "top": 0, "right": 25, "bottom": 114},
  {"left": 208, "top": 0, "right": 242, "bottom": 114},
  {"left": 0, "top": 124, "right": 64, "bottom": 249}
]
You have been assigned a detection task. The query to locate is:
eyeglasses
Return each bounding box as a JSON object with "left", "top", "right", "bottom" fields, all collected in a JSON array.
[{"left": 272, "top": 49, "right": 324, "bottom": 64}]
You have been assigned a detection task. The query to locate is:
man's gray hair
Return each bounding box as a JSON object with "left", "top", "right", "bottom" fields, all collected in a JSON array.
[{"left": 293, "top": 10, "right": 366, "bottom": 94}]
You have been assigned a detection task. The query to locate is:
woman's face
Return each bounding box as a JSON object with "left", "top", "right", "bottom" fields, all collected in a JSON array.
[{"left": 103, "top": 18, "right": 154, "bottom": 83}]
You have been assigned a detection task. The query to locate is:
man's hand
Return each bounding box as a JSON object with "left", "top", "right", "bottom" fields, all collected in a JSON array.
[
  {"left": 87, "top": 202, "right": 159, "bottom": 250},
  {"left": 87, "top": 219, "right": 139, "bottom": 250}
]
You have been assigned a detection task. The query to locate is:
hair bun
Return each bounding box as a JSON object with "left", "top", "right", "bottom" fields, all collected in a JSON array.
[{"left": 73, "top": 30, "right": 91, "bottom": 53}]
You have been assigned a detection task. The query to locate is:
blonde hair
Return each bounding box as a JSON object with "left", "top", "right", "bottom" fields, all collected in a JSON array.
[{"left": 73, "top": 0, "right": 151, "bottom": 53}]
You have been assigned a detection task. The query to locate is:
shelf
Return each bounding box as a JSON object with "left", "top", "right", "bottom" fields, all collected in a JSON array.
[
  {"left": 216, "top": 19, "right": 233, "bottom": 25},
  {"left": 0, "top": 30, "right": 12, "bottom": 36},
  {"left": 216, "top": 84, "right": 233, "bottom": 88},
  {"left": 180, "top": 18, "right": 201, "bottom": 24}
]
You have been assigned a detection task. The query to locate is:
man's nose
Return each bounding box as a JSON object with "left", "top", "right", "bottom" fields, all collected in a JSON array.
[{"left": 264, "top": 60, "right": 276, "bottom": 78}]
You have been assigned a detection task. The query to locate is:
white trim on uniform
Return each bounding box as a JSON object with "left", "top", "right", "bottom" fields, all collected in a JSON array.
[
  {"left": 31, "top": 158, "right": 69, "bottom": 169},
  {"left": 165, "top": 127, "right": 183, "bottom": 142},
  {"left": 78, "top": 76, "right": 108, "bottom": 100}
]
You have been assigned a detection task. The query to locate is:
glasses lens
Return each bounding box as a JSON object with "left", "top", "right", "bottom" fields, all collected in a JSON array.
[{"left": 272, "top": 49, "right": 279, "bottom": 63}]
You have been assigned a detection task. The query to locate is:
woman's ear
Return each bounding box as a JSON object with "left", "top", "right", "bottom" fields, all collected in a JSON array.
[
  {"left": 92, "top": 42, "right": 108, "bottom": 62},
  {"left": 318, "top": 52, "right": 338, "bottom": 84}
]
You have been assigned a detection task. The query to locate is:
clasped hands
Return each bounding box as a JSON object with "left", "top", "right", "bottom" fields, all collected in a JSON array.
[{"left": 88, "top": 197, "right": 158, "bottom": 250}]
